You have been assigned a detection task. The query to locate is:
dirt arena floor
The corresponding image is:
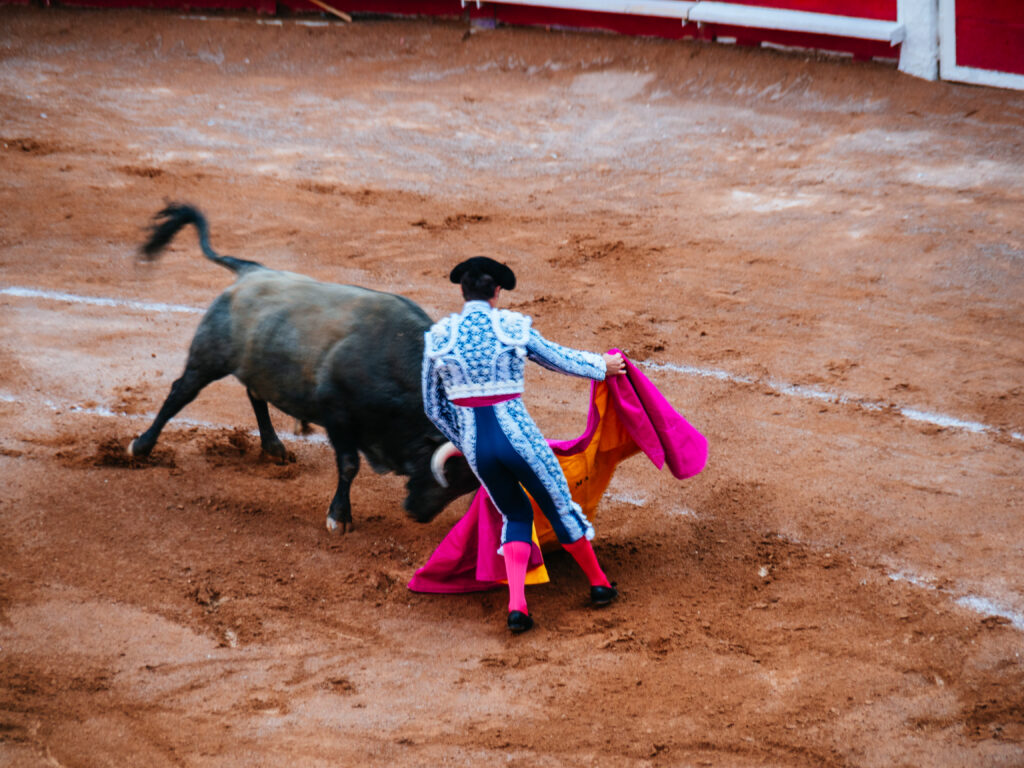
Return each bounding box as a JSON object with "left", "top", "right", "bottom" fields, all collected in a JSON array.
[{"left": 1, "top": 6, "right": 1023, "bottom": 766}]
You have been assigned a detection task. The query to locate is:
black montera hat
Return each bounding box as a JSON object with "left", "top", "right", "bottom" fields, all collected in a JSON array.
[{"left": 449, "top": 256, "right": 516, "bottom": 290}]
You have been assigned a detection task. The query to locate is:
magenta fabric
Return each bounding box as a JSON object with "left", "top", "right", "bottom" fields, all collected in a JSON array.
[
  {"left": 405, "top": 491, "right": 544, "bottom": 594},
  {"left": 407, "top": 353, "right": 707, "bottom": 594},
  {"left": 548, "top": 352, "right": 708, "bottom": 479},
  {"left": 607, "top": 353, "right": 708, "bottom": 479},
  {"left": 452, "top": 393, "right": 521, "bottom": 407}
]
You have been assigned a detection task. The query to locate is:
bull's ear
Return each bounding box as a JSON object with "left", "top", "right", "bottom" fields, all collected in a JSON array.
[{"left": 430, "top": 442, "right": 462, "bottom": 487}]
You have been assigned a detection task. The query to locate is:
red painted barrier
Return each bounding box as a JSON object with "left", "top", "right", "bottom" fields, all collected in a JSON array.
[
  {"left": 485, "top": 4, "right": 895, "bottom": 59},
  {"left": 11, "top": 0, "right": 463, "bottom": 14},
  {"left": 335, "top": 0, "right": 462, "bottom": 17},
  {"left": 955, "top": 0, "right": 1024, "bottom": 76},
  {"left": 721, "top": 0, "right": 895, "bottom": 22},
  {"left": 54, "top": 0, "right": 275, "bottom": 10},
  {"left": 488, "top": 5, "right": 696, "bottom": 40},
  {"left": 0, "top": 0, "right": 899, "bottom": 61}
]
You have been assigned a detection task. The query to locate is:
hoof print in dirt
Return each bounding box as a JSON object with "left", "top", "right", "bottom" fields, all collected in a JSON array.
[
  {"left": 201, "top": 429, "right": 252, "bottom": 460},
  {"left": 322, "top": 677, "right": 357, "bottom": 695},
  {"left": 81, "top": 437, "right": 176, "bottom": 469}
]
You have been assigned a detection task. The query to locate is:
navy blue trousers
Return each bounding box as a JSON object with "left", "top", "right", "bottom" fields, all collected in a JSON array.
[{"left": 471, "top": 405, "right": 575, "bottom": 545}]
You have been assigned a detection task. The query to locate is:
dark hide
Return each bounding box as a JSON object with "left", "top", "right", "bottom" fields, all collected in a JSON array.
[{"left": 130, "top": 204, "right": 477, "bottom": 531}]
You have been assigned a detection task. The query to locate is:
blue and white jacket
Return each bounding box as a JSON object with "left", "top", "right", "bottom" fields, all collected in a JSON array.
[{"left": 422, "top": 300, "right": 606, "bottom": 448}]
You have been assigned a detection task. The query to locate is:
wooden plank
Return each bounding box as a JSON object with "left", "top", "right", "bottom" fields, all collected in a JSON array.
[
  {"left": 700, "top": 21, "right": 896, "bottom": 58},
  {"left": 688, "top": 3, "right": 903, "bottom": 42}
]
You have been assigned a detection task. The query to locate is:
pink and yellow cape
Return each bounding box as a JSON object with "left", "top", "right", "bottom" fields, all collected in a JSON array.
[{"left": 407, "top": 354, "right": 708, "bottom": 594}]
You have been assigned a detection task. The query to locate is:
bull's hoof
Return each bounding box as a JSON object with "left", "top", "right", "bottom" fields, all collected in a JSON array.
[
  {"left": 127, "top": 438, "right": 150, "bottom": 458},
  {"left": 261, "top": 441, "right": 293, "bottom": 465},
  {"left": 326, "top": 516, "right": 352, "bottom": 534}
]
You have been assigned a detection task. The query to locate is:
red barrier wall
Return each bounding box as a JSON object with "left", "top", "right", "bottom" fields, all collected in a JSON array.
[
  {"left": 483, "top": 2, "right": 897, "bottom": 60},
  {"left": 486, "top": 5, "right": 695, "bottom": 40},
  {"left": 720, "top": 0, "right": 895, "bottom": 21},
  {"left": 955, "top": 0, "right": 1024, "bottom": 76},
  {"left": 32, "top": 0, "right": 464, "bottom": 13},
  {"left": 1, "top": 0, "right": 898, "bottom": 60},
  {"left": 53, "top": 0, "right": 275, "bottom": 9}
]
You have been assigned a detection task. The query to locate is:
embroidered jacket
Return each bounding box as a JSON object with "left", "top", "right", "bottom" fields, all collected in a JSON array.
[{"left": 422, "top": 301, "right": 606, "bottom": 447}]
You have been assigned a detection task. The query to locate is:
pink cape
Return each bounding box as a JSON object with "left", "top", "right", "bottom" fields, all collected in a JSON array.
[{"left": 407, "top": 354, "right": 707, "bottom": 594}]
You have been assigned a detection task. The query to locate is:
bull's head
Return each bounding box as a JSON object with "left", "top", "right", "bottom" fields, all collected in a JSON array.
[{"left": 404, "top": 441, "right": 478, "bottom": 523}]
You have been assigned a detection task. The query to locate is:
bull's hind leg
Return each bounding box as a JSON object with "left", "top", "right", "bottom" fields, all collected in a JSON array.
[
  {"left": 129, "top": 366, "right": 221, "bottom": 457},
  {"left": 246, "top": 389, "right": 290, "bottom": 463},
  {"left": 131, "top": 296, "right": 236, "bottom": 458},
  {"left": 324, "top": 425, "right": 360, "bottom": 533}
]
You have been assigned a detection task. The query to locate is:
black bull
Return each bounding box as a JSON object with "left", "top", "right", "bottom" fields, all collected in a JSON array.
[{"left": 129, "top": 204, "right": 477, "bottom": 531}]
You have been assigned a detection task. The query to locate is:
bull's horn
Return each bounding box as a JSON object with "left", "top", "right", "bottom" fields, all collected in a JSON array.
[{"left": 430, "top": 441, "right": 461, "bottom": 488}]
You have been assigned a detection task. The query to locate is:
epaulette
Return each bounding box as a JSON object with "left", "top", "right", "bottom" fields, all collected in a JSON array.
[
  {"left": 492, "top": 309, "right": 532, "bottom": 347},
  {"left": 424, "top": 314, "right": 460, "bottom": 359}
]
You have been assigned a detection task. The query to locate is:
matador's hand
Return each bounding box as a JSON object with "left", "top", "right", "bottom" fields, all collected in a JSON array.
[{"left": 603, "top": 352, "right": 626, "bottom": 376}]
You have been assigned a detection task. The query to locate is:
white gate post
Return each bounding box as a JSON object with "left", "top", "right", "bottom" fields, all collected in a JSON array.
[{"left": 897, "top": 0, "right": 939, "bottom": 80}]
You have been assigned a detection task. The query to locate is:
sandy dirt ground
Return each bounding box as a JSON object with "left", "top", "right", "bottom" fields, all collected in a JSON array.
[{"left": 1, "top": 6, "right": 1023, "bottom": 767}]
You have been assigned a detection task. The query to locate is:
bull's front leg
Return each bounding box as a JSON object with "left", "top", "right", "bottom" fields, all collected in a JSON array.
[{"left": 325, "top": 425, "right": 360, "bottom": 534}]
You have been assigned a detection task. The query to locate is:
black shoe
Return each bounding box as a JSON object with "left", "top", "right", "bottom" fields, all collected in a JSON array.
[
  {"left": 507, "top": 610, "right": 533, "bottom": 633},
  {"left": 590, "top": 583, "right": 618, "bottom": 606}
]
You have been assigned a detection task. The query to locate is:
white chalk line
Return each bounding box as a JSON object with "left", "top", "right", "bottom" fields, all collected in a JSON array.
[
  {"left": 2, "top": 286, "right": 205, "bottom": 316},
  {"left": 642, "top": 363, "right": 1024, "bottom": 443},
  {"left": 3, "top": 386, "right": 1021, "bottom": 633},
  {"left": 0, "top": 389, "right": 329, "bottom": 446},
  {"left": 4, "top": 284, "right": 1022, "bottom": 443},
  {"left": 180, "top": 14, "right": 332, "bottom": 27},
  {"left": 889, "top": 571, "right": 1024, "bottom": 633}
]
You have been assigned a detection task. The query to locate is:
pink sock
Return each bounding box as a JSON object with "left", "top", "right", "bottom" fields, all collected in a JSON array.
[
  {"left": 503, "top": 541, "right": 532, "bottom": 615},
  {"left": 562, "top": 538, "right": 611, "bottom": 588}
]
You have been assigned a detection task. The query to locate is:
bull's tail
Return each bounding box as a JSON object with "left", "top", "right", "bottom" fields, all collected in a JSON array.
[{"left": 140, "top": 203, "right": 262, "bottom": 273}]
